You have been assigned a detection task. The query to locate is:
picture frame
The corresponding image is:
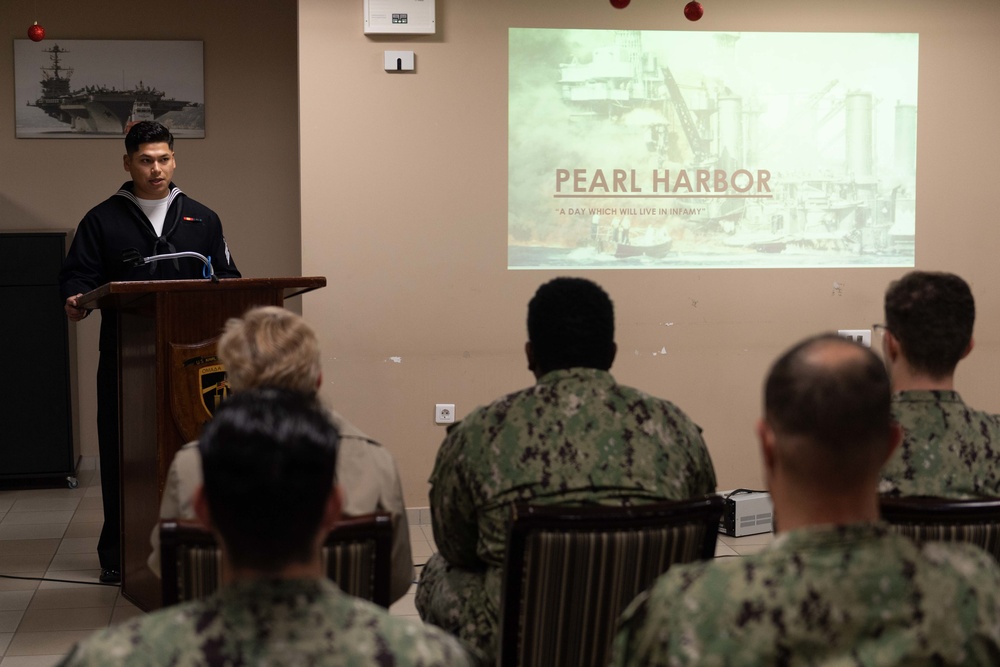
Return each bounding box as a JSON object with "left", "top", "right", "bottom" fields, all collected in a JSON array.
[{"left": 14, "top": 39, "right": 205, "bottom": 139}]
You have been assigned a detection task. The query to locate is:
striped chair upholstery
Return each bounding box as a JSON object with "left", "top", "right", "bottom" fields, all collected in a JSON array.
[
  {"left": 160, "top": 511, "right": 393, "bottom": 608},
  {"left": 497, "top": 495, "right": 724, "bottom": 667},
  {"left": 880, "top": 495, "right": 1000, "bottom": 563}
]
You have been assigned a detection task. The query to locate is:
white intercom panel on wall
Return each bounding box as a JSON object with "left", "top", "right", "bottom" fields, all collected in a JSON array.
[{"left": 364, "top": 0, "right": 436, "bottom": 35}]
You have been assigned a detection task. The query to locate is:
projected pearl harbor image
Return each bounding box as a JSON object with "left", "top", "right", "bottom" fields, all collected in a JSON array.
[{"left": 507, "top": 29, "right": 918, "bottom": 270}]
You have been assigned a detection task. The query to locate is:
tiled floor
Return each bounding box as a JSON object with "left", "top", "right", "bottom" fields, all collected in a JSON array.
[
  {"left": 392, "top": 524, "right": 436, "bottom": 620},
  {"left": 0, "top": 466, "right": 771, "bottom": 664},
  {"left": 715, "top": 529, "right": 776, "bottom": 557},
  {"left": 0, "top": 465, "right": 142, "bottom": 667}
]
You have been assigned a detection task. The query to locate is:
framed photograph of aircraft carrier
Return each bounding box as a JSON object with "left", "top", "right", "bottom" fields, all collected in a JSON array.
[{"left": 14, "top": 40, "right": 205, "bottom": 139}]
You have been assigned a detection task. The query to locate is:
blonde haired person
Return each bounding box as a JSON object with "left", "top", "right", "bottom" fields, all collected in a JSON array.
[
  {"left": 219, "top": 306, "right": 322, "bottom": 393},
  {"left": 148, "top": 306, "right": 414, "bottom": 603}
]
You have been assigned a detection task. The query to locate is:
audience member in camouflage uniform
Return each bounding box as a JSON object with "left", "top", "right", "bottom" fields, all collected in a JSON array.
[
  {"left": 878, "top": 271, "right": 1000, "bottom": 497},
  {"left": 610, "top": 334, "right": 1000, "bottom": 667},
  {"left": 416, "top": 277, "right": 717, "bottom": 663},
  {"left": 59, "top": 389, "right": 471, "bottom": 667}
]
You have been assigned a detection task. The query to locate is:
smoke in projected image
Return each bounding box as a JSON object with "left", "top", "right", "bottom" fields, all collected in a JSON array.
[{"left": 508, "top": 29, "right": 918, "bottom": 270}]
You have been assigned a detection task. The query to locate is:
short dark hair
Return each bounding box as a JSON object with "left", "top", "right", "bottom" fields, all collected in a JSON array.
[
  {"left": 527, "top": 277, "right": 615, "bottom": 374},
  {"left": 884, "top": 271, "right": 975, "bottom": 378},
  {"left": 124, "top": 121, "right": 174, "bottom": 155},
  {"left": 764, "top": 334, "right": 892, "bottom": 480},
  {"left": 199, "top": 387, "right": 339, "bottom": 571}
]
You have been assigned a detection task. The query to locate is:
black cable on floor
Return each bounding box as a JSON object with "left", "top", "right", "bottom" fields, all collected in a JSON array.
[{"left": 0, "top": 573, "right": 119, "bottom": 587}]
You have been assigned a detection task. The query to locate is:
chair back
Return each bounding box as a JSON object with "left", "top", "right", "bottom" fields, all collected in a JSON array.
[
  {"left": 880, "top": 495, "right": 1000, "bottom": 563},
  {"left": 497, "top": 494, "right": 724, "bottom": 667},
  {"left": 160, "top": 511, "right": 393, "bottom": 607}
]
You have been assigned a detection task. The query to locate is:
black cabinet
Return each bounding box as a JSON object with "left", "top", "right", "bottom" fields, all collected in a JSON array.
[{"left": 0, "top": 231, "right": 78, "bottom": 486}]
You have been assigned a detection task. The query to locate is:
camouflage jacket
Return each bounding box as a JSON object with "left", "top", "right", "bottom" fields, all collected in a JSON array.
[
  {"left": 880, "top": 390, "right": 1000, "bottom": 498},
  {"left": 57, "top": 578, "right": 472, "bottom": 667},
  {"left": 429, "top": 367, "right": 717, "bottom": 569},
  {"left": 610, "top": 522, "right": 1000, "bottom": 667}
]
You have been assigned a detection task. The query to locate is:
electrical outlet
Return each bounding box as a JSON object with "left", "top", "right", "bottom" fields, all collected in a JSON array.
[
  {"left": 435, "top": 403, "right": 455, "bottom": 424},
  {"left": 837, "top": 329, "right": 872, "bottom": 348}
]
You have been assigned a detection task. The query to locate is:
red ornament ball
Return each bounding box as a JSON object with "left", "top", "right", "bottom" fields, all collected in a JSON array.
[
  {"left": 27, "top": 22, "right": 45, "bottom": 42},
  {"left": 684, "top": 1, "right": 704, "bottom": 21},
  {"left": 610, "top": 0, "right": 630, "bottom": 8}
]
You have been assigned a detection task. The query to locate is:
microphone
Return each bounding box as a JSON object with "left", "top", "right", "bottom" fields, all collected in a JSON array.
[{"left": 122, "top": 248, "right": 218, "bottom": 282}]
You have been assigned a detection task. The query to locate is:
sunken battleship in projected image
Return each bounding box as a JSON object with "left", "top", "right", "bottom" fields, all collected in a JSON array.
[
  {"left": 28, "top": 44, "right": 194, "bottom": 134},
  {"left": 556, "top": 30, "right": 916, "bottom": 262}
]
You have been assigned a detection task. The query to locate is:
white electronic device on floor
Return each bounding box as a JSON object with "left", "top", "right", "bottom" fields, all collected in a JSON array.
[{"left": 719, "top": 489, "right": 774, "bottom": 537}]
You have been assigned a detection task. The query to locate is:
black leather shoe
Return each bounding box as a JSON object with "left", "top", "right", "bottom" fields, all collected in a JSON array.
[{"left": 99, "top": 568, "right": 121, "bottom": 584}]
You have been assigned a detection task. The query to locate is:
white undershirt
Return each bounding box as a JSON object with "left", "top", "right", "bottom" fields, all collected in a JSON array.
[{"left": 136, "top": 197, "right": 170, "bottom": 237}]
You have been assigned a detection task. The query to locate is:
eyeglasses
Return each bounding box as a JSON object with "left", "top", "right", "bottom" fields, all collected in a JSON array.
[{"left": 872, "top": 323, "right": 890, "bottom": 337}]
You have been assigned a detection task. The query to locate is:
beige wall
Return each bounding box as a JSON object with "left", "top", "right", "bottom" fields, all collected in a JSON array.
[
  {"left": 300, "top": 0, "right": 1000, "bottom": 508},
  {"left": 7, "top": 1, "right": 997, "bottom": 508},
  {"left": 0, "top": 1, "right": 301, "bottom": 459}
]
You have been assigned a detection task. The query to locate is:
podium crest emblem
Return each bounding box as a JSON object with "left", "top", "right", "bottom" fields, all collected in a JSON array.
[{"left": 169, "top": 337, "right": 231, "bottom": 442}]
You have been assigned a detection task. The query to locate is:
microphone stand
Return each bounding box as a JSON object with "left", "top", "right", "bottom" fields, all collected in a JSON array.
[{"left": 122, "top": 248, "right": 218, "bottom": 283}]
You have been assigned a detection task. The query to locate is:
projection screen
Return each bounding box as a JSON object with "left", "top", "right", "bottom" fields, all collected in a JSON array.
[{"left": 508, "top": 29, "right": 918, "bottom": 270}]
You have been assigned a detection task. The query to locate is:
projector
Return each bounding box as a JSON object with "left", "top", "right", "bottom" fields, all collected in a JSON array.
[{"left": 719, "top": 489, "right": 774, "bottom": 537}]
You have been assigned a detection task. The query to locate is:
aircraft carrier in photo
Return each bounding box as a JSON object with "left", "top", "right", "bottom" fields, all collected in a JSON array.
[{"left": 28, "top": 44, "right": 197, "bottom": 134}]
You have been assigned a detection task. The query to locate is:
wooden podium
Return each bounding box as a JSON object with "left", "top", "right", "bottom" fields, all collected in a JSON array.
[{"left": 78, "top": 277, "right": 326, "bottom": 611}]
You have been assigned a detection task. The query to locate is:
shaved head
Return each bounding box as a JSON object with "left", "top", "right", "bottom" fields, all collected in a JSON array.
[{"left": 764, "top": 334, "right": 892, "bottom": 487}]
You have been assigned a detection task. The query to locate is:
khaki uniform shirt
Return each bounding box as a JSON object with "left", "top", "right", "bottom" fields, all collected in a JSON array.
[{"left": 148, "top": 410, "right": 414, "bottom": 603}]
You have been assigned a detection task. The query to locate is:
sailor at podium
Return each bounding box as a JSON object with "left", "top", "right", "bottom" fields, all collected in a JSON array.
[{"left": 59, "top": 121, "right": 240, "bottom": 583}]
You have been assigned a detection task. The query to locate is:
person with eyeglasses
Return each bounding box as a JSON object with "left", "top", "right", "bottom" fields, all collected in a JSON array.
[{"left": 877, "top": 271, "right": 1000, "bottom": 498}]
